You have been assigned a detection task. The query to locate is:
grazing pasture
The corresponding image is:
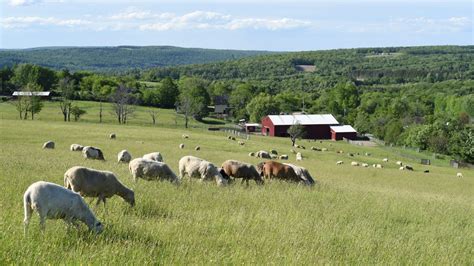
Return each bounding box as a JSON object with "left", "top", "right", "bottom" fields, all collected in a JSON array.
[{"left": 0, "top": 110, "right": 473, "bottom": 264}]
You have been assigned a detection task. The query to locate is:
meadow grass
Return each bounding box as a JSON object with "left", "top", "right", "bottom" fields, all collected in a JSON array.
[{"left": 0, "top": 103, "right": 472, "bottom": 264}]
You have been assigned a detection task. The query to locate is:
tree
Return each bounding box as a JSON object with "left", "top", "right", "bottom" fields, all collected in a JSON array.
[
  {"left": 13, "top": 83, "right": 43, "bottom": 120},
  {"left": 287, "top": 122, "right": 306, "bottom": 146},
  {"left": 229, "top": 83, "right": 253, "bottom": 120},
  {"left": 110, "top": 84, "right": 136, "bottom": 124},
  {"left": 11, "top": 64, "right": 57, "bottom": 91},
  {"left": 245, "top": 93, "right": 279, "bottom": 122},
  {"left": 384, "top": 120, "right": 403, "bottom": 144},
  {"left": 13, "top": 94, "right": 30, "bottom": 120},
  {"left": 70, "top": 105, "right": 86, "bottom": 121},
  {"left": 159, "top": 77, "right": 179, "bottom": 108},
  {"left": 57, "top": 78, "right": 75, "bottom": 121},
  {"left": 178, "top": 77, "right": 210, "bottom": 123},
  {"left": 148, "top": 109, "right": 158, "bottom": 125}
]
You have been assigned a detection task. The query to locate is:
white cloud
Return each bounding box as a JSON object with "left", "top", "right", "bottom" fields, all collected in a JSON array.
[
  {"left": 8, "top": 0, "right": 42, "bottom": 6},
  {"left": 1, "top": 16, "right": 91, "bottom": 28}
]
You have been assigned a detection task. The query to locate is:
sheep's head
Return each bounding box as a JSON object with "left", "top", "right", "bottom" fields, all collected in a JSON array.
[
  {"left": 93, "top": 221, "right": 104, "bottom": 234},
  {"left": 124, "top": 190, "right": 135, "bottom": 207}
]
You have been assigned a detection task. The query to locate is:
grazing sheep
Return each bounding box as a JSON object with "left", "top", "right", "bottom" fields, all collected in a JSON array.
[
  {"left": 82, "top": 146, "right": 105, "bottom": 160},
  {"left": 195, "top": 146, "right": 201, "bottom": 151},
  {"left": 396, "top": 161, "right": 403, "bottom": 166},
  {"left": 399, "top": 166, "right": 405, "bottom": 170},
  {"left": 405, "top": 165, "right": 414, "bottom": 171},
  {"left": 351, "top": 161, "right": 359, "bottom": 166},
  {"left": 362, "top": 163, "right": 369, "bottom": 167},
  {"left": 220, "top": 160, "right": 263, "bottom": 185},
  {"left": 109, "top": 133, "right": 116, "bottom": 139},
  {"left": 270, "top": 149, "right": 278, "bottom": 155},
  {"left": 270, "top": 154, "right": 278, "bottom": 159},
  {"left": 284, "top": 163, "right": 316, "bottom": 186},
  {"left": 248, "top": 152, "right": 255, "bottom": 157},
  {"left": 365, "top": 152, "right": 371, "bottom": 156},
  {"left": 227, "top": 136, "right": 236, "bottom": 141},
  {"left": 42, "top": 141, "right": 55, "bottom": 149},
  {"left": 117, "top": 150, "right": 132, "bottom": 163},
  {"left": 296, "top": 152, "right": 303, "bottom": 161},
  {"left": 179, "top": 143, "right": 184, "bottom": 149},
  {"left": 178, "top": 156, "right": 228, "bottom": 186},
  {"left": 337, "top": 150, "right": 344, "bottom": 154},
  {"left": 279, "top": 154, "right": 289, "bottom": 160},
  {"left": 383, "top": 158, "right": 389, "bottom": 162},
  {"left": 142, "top": 152, "right": 163, "bottom": 162},
  {"left": 129, "top": 158, "right": 179, "bottom": 184},
  {"left": 238, "top": 141, "right": 245, "bottom": 146},
  {"left": 424, "top": 170, "right": 430, "bottom": 173},
  {"left": 347, "top": 153, "right": 354, "bottom": 157},
  {"left": 321, "top": 148, "right": 328, "bottom": 151},
  {"left": 256, "top": 150, "right": 271, "bottom": 159},
  {"left": 375, "top": 164, "right": 383, "bottom": 169},
  {"left": 457, "top": 172, "right": 463, "bottom": 178},
  {"left": 23, "top": 181, "right": 103, "bottom": 234},
  {"left": 64, "top": 166, "right": 135, "bottom": 208},
  {"left": 182, "top": 134, "right": 189, "bottom": 139},
  {"left": 70, "top": 144, "right": 84, "bottom": 152},
  {"left": 311, "top": 146, "right": 321, "bottom": 151},
  {"left": 336, "top": 161, "right": 343, "bottom": 165}
]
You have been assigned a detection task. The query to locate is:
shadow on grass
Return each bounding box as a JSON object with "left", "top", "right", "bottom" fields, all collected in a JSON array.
[{"left": 199, "top": 118, "right": 226, "bottom": 125}]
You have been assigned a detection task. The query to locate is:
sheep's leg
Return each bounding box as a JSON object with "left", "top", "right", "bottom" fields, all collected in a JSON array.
[
  {"left": 23, "top": 203, "right": 32, "bottom": 236},
  {"left": 96, "top": 197, "right": 102, "bottom": 206},
  {"left": 39, "top": 216, "right": 46, "bottom": 232}
]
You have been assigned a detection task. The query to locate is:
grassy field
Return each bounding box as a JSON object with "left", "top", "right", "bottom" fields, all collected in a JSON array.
[{"left": 0, "top": 102, "right": 473, "bottom": 264}]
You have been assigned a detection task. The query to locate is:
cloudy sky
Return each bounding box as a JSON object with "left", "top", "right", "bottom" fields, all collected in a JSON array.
[{"left": 0, "top": 0, "right": 472, "bottom": 51}]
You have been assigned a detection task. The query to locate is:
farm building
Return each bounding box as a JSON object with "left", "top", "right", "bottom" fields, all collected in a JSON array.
[
  {"left": 244, "top": 123, "right": 261, "bottom": 132},
  {"left": 12, "top": 91, "right": 51, "bottom": 100},
  {"left": 261, "top": 114, "right": 339, "bottom": 139},
  {"left": 330, "top": 125, "right": 357, "bottom": 140}
]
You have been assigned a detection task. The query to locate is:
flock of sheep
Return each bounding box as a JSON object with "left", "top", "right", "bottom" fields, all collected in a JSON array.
[{"left": 24, "top": 134, "right": 317, "bottom": 234}]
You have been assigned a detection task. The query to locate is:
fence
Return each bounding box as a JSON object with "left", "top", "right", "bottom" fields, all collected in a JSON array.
[{"left": 222, "top": 128, "right": 250, "bottom": 140}]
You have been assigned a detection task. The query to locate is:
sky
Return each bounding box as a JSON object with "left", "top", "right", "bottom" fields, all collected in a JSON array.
[{"left": 0, "top": 0, "right": 472, "bottom": 51}]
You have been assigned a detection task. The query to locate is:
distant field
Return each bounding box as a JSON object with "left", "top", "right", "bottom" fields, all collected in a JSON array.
[{"left": 0, "top": 102, "right": 472, "bottom": 264}]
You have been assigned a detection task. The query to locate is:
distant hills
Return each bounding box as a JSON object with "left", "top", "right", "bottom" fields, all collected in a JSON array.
[{"left": 0, "top": 46, "right": 274, "bottom": 72}]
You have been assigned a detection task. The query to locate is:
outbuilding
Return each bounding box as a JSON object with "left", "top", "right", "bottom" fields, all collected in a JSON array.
[
  {"left": 330, "top": 125, "right": 357, "bottom": 140},
  {"left": 261, "top": 114, "right": 339, "bottom": 139},
  {"left": 244, "top": 123, "right": 261, "bottom": 132}
]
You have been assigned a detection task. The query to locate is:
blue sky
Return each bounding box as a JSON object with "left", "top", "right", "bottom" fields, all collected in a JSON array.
[{"left": 0, "top": 0, "right": 472, "bottom": 51}]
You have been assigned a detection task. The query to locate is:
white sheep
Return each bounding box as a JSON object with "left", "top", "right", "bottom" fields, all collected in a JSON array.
[
  {"left": 270, "top": 149, "right": 278, "bottom": 155},
  {"left": 195, "top": 146, "right": 201, "bottom": 151},
  {"left": 396, "top": 161, "right": 403, "bottom": 166},
  {"left": 283, "top": 163, "right": 316, "bottom": 186},
  {"left": 238, "top": 141, "right": 245, "bottom": 146},
  {"left": 142, "top": 152, "right": 163, "bottom": 162},
  {"left": 179, "top": 143, "right": 185, "bottom": 149},
  {"left": 109, "top": 133, "right": 116, "bottom": 139},
  {"left": 296, "top": 152, "right": 303, "bottom": 161},
  {"left": 375, "top": 164, "right": 383, "bottom": 169},
  {"left": 336, "top": 161, "right": 343, "bottom": 165},
  {"left": 279, "top": 154, "right": 289, "bottom": 160},
  {"left": 457, "top": 172, "right": 463, "bottom": 178},
  {"left": 399, "top": 166, "right": 405, "bottom": 170},
  {"left": 270, "top": 154, "right": 278, "bottom": 159},
  {"left": 362, "top": 163, "right": 369, "bottom": 167},
  {"left": 129, "top": 158, "right": 179, "bottom": 183},
  {"left": 351, "top": 161, "right": 359, "bottom": 166},
  {"left": 248, "top": 152, "right": 255, "bottom": 157},
  {"left": 82, "top": 146, "right": 105, "bottom": 160},
  {"left": 42, "top": 141, "right": 55, "bottom": 149},
  {"left": 70, "top": 144, "right": 84, "bottom": 152},
  {"left": 321, "top": 148, "right": 328, "bottom": 152},
  {"left": 178, "top": 155, "right": 228, "bottom": 186},
  {"left": 64, "top": 166, "right": 135, "bottom": 207},
  {"left": 117, "top": 150, "right": 132, "bottom": 163},
  {"left": 182, "top": 134, "right": 189, "bottom": 139},
  {"left": 23, "top": 181, "right": 103, "bottom": 234},
  {"left": 383, "top": 158, "right": 389, "bottom": 162}
]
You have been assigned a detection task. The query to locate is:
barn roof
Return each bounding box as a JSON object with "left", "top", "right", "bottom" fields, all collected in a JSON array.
[
  {"left": 12, "top": 91, "right": 50, "bottom": 96},
  {"left": 330, "top": 125, "right": 357, "bottom": 133},
  {"left": 267, "top": 114, "right": 339, "bottom": 126}
]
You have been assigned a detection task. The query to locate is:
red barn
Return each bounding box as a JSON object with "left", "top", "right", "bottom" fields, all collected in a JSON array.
[
  {"left": 261, "top": 114, "right": 339, "bottom": 139},
  {"left": 330, "top": 125, "right": 357, "bottom": 140}
]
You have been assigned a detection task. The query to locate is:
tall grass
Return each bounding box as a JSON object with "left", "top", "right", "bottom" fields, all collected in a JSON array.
[{"left": 0, "top": 111, "right": 472, "bottom": 264}]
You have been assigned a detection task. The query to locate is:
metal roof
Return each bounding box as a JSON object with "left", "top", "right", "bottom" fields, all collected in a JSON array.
[
  {"left": 267, "top": 114, "right": 339, "bottom": 126},
  {"left": 330, "top": 125, "right": 357, "bottom": 133},
  {"left": 12, "top": 91, "right": 51, "bottom": 96},
  {"left": 245, "top": 123, "right": 261, "bottom": 127}
]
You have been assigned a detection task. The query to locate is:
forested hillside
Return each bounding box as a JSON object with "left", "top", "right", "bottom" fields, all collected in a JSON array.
[
  {"left": 0, "top": 46, "right": 273, "bottom": 72},
  {"left": 1, "top": 45, "right": 472, "bottom": 163}
]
